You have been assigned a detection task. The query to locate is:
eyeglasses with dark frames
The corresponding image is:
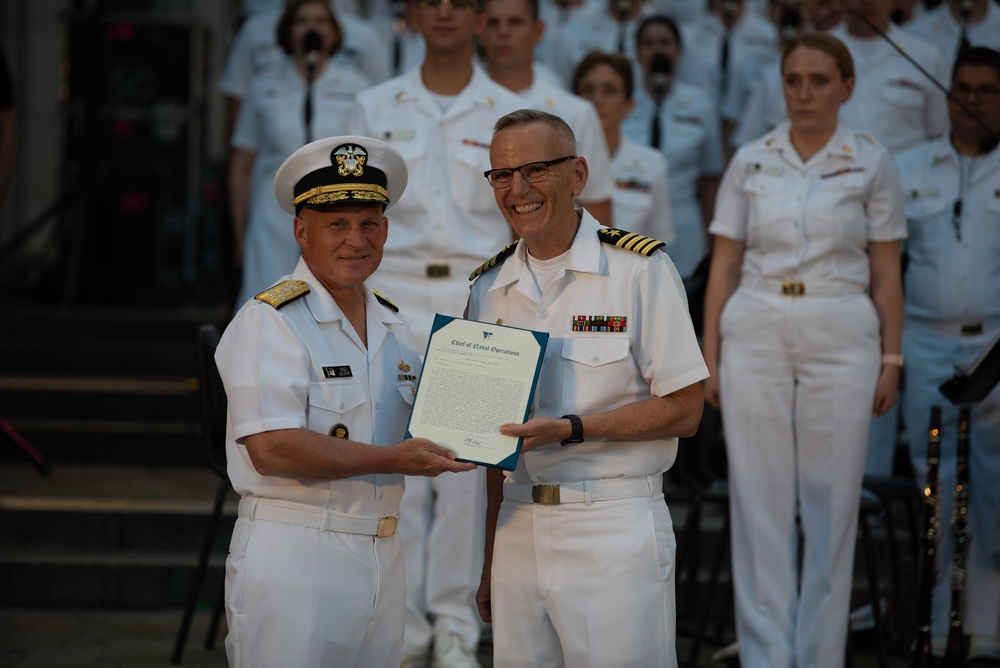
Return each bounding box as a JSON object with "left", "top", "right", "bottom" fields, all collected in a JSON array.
[
  {"left": 483, "top": 156, "right": 577, "bottom": 189},
  {"left": 950, "top": 83, "right": 1000, "bottom": 101}
]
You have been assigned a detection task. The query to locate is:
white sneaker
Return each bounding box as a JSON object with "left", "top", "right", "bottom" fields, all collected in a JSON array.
[
  {"left": 970, "top": 635, "right": 1000, "bottom": 663},
  {"left": 431, "top": 631, "right": 480, "bottom": 668}
]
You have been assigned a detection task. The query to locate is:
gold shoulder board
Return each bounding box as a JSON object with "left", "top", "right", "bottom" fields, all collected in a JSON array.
[
  {"left": 372, "top": 289, "right": 399, "bottom": 312},
  {"left": 255, "top": 280, "right": 310, "bottom": 309},
  {"left": 597, "top": 228, "right": 665, "bottom": 256},
  {"left": 469, "top": 241, "right": 519, "bottom": 281}
]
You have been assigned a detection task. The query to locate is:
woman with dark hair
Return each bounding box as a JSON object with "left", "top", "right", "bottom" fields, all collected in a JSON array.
[
  {"left": 573, "top": 50, "right": 674, "bottom": 246},
  {"left": 229, "top": 0, "right": 371, "bottom": 308},
  {"left": 702, "top": 32, "right": 905, "bottom": 667},
  {"left": 622, "top": 15, "right": 724, "bottom": 285}
]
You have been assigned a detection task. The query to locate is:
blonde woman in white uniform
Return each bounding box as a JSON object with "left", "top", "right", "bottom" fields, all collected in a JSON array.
[
  {"left": 572, "top": 50, "right": 675, "bottom": 246},
  {"left": 702, "top": 33, "right": 905, "bottom": 668}
]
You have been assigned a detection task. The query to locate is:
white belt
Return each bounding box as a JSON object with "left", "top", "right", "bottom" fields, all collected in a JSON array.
[
  {"left": 377, "top": 255, "right": 482, "bottom": 280},
  {"left": 743, "top": 277, "right": 868, "bottom": 297},
  {"left": 238, "top": 497, "right": 398, "bottom": 538},
  {"left": 907, "top": 315, "right": 1000, "bottom": 337},
  {"left": 503, "top": 475, "right": 663, "bottom": 506}
]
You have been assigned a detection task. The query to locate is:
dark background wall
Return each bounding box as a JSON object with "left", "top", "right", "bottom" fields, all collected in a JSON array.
[{"left": 0, "top": 0, "right": 237, "bottom": 307}]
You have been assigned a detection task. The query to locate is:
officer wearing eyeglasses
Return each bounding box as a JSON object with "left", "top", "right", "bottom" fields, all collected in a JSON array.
[
  {"left": 894, "top": 46, "right": 1000, "bottom": 661},
  {"left": 469, "top": 109, "right": 708, "bottom": 667}
]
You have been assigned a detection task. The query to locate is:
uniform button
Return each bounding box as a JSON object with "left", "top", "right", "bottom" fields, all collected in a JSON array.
[
  {"left": 541, "top": 312, "right": 548, "bottom": 319},
  {"left": 339, "top": 402, "right": 345, "bottom": 409},
  {"left": 539, "top": 399, "right": 547, "bottom": 408},
  {"left": 374, "top": 402, "right": 380, "bottom": 409},
  {"left": 536, "top": 475, "right": 545, "bottom": 482},
  {"left": 591, "top": 355, "right": 599, "bottom": 363},
  {"left": 378, "top": 491, "right": 384, "bottom": 499}
]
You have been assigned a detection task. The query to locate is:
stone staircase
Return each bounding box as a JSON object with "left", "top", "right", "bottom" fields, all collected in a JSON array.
[
  {"left": 0, "top": 304, "right": 225, "bottom": 466},
  {"left": 0, "top": 304, "right": 236, "bottom": 611}
]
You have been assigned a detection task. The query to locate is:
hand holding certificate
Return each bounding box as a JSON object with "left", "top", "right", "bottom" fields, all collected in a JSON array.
[{"left": 406, "top": 314, "right": 549, "bottom": 470}]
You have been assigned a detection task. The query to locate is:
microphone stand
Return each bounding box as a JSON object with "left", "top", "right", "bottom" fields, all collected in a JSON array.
[
  {"left": 816, "top": 9, "right": 1000, "bottom": 153},
  {"left": 958, "top": 0, "right": 972, "bottom": 53},
  {"left": 614, "top": 0, "right": 630, "bottom": 54},
  {"left": 302, "top": 31, "right": 322, "bottom": 144}
]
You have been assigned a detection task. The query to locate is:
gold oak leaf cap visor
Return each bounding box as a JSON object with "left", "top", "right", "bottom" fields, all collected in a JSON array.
[{"left": 273, "top": 135, "right": 409, "bottom": 216}]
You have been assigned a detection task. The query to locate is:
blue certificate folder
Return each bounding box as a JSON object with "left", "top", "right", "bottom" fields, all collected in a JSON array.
[{"left": 405, "top": 314, "right": 549, "bottom": 470}]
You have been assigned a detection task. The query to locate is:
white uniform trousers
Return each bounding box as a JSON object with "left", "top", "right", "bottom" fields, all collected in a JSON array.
[
  {"left": 490, "top": 491, "right": 678, "bottom": 668},
  {"left": 719, "top": 288, "right": 880, "bottom": 668},
  {"left": 366, "top": 263, "right": 490, "bottom": 655},
  {"left": 224, "top": 515, "right": 405, "bottom": 668},
  {"left": 903, "top": 320, "right": 1000, "bottom": 640},
  {"left": 398, "top": 468, "right": 487, "bottom": 656}
]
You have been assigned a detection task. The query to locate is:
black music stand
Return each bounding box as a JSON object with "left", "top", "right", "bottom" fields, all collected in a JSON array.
[{"left": 939, "top": 329, "right": 1000, "bottom": 404}]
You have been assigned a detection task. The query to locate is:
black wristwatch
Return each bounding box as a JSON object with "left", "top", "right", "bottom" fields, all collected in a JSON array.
[{"left": 560, "top": 414, "right": 584, "bottom": 446}]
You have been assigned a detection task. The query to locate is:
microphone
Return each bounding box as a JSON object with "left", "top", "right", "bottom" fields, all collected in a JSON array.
[
  {"left": 722, "top": 0, "right": 739, "bottom": 27},
  {"left": 302, "top": 31, "right": 322, "bottom": 143},
  {"left": 650, "top": 53, "right": 673, "bottom": 101},
  {"left": 779, "top": 6, "right": 800, "bottom": 44},
  {"left": 303, "top": 30, "right": 323, "bottom": 80}
]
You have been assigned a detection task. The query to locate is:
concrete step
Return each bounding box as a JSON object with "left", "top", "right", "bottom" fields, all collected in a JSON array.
[
  {"left": 0, "top": 464, "right": 237, "bottom": 609},
  {"left": 0, "top": 304, "right": 226, "bottom": 466}
]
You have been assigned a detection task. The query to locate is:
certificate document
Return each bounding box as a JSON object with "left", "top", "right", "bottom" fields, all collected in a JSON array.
[{"left": 405, "top": 314, "right": 549, "bottom": 470}]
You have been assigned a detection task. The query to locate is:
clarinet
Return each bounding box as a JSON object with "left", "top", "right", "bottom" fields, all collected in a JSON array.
[
  {"left": 941, "top": 407, "right": 971, "bottom": 667},
  {"left": 912, "top": 406, "right": 942, "bottom": 668}
]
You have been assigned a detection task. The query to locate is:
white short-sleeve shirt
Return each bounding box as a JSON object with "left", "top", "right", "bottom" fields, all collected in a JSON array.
[
  {"left": 710, "top": 121, "right": 907, "bottom": 286},
  {"left": 894, "top": 138, "right": 1000, "bottom": 322},
  {"left": 216, "top": 258, "right": 421, "bottom": 516},
  {"left": 611, "top": 135, "right": 675, "bottom": 245},
  {"left": 467, "top": 211, "right": 708, "bottom": 484}
]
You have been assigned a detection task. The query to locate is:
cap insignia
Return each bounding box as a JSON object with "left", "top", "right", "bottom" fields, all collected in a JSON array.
[{"left": 334, "top": 144, "right": 367, "bottom": 177}]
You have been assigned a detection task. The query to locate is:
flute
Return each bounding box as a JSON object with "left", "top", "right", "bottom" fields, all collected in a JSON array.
[
  {"left": 941, "top": 407, "right": 971, "bottom": 667},
  {"left": 912, "top": 406, "right": 942, "bottom": 668}
]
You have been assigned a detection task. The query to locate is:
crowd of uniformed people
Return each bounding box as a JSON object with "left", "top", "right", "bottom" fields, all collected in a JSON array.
[{"left": 214, "top": 0, "right": 1000, "bottom": 665}]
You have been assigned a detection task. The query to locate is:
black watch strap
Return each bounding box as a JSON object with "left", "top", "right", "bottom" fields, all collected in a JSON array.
[{"left": 560, "top": 414, "right": 584, "bottom": 446}]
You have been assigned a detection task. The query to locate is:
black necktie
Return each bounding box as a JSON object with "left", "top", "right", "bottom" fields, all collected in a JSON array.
[
  {"left": 304, "top": 84, "right": 313, "bottom": 144},
  {"left": 651, "top": 105, "right": 662, "bottom": 149}
]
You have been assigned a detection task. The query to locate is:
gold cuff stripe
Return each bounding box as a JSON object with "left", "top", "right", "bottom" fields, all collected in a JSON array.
[{"left": 293, "top": 183, "right": 390, "bottom": 206}]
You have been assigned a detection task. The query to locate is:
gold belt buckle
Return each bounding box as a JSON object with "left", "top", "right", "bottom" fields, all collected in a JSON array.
[
  {"left": 531, "top": 485, "right": 561, "bottom": 505},
  {"left": 961, "top": 323, "right": 983, "bottom": 336},
  {"left": 377, "top": 516, "right": 398, "bottom": 538},
  {"left": 427, "top": 263, "right": 450, "bottom": 278},
  {"left": 782, "top": 281, "right": 805, "bottom": 296}
]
